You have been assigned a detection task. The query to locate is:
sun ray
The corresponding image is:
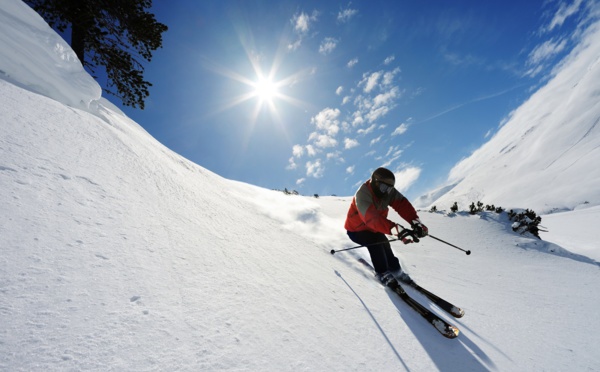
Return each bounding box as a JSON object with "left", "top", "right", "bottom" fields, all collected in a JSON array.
[{"left": 196, "top": 23, "right": 315, "bottom": 154}]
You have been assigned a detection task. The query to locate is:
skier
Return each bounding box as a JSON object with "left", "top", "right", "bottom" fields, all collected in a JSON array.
[{"left": 345, "top": 167, "right": 428, "bottom": 287}]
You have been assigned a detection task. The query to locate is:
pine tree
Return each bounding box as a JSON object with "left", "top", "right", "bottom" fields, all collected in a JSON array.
[
  {"left": 26, "top": 0, "right": 168, "bottom": 109},
  {"left": 450, "top": 202, "right": 459, "bottom": 213}
]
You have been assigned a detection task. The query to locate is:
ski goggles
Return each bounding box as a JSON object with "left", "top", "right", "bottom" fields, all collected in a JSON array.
[{"left": 376, "top": 180, "right": 394, "bottom": 194}]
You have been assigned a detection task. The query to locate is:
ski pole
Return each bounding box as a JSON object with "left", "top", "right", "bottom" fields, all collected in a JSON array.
[
  {"left": 330, "top": 238, "right": 399, "bottom": 255},
  {"left": 428, "top": 234, "right": 471, "bottom": 255}
]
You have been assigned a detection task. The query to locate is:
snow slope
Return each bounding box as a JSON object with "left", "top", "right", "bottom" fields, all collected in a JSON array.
[
  {"left": 420, "top": 15, "right": 600, "bottom": 215},
  {"left": 1, "top": 1, "right": 600, "bottom": 371}
]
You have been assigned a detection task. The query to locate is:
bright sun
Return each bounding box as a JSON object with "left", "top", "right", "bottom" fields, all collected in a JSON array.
[
  {"left": 211, "top": 54, "right": 307, "bottom": 123},
  {"left": 253, "top": 76, "right": 278, "bottom": 103}
]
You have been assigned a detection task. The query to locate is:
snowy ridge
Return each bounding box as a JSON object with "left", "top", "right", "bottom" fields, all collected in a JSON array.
[
  {"left": 426, "top": 17, "right": 600, "bottom": 214},
  {"left": 0, "top": 0, "right": 100, "bottom": 109},
  {"left": 1, "top": 1, "right": 600, "bottom": 371}
]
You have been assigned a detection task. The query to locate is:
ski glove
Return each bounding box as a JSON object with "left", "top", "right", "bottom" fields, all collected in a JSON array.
[
  {"left": 396, "top": 224, "right": 419, "bottom": 244},
  {"left": 411, "top": 219, "right": 429, "bottom": 238}
]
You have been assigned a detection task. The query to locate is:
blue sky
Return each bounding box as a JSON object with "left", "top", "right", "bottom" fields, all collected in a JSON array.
[{"left": 108, "top": 0, "right": 592, "bottom": 199}]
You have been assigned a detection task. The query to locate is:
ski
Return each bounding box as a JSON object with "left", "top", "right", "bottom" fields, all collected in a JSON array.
[
  {"left": 391, "top": 282, "right": 460, "bottom": 339},
  {"left": 357, "top": 258, "right": 459, "bottom": 339},
  {"left": 358, "top": 258, "right": 465, "bottom": 318},
  {"left": 407, "top": 282, "right": 465, "bottom": 318}
]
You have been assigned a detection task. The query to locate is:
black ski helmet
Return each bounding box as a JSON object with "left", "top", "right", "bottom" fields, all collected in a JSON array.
[
  {"left": 371, "top": 167, "right": 395, "bottom": 197},
  {"left": 371, "top": 167, "right": 395, "bottom": 186}
]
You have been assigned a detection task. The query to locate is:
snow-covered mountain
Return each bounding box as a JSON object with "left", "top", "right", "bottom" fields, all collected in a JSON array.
[
  {"left": 419, "top": 17, "right": 600, "bottom": 215},
  {"left": 1, "top": 1, "right": 599, "bottom": 371}
]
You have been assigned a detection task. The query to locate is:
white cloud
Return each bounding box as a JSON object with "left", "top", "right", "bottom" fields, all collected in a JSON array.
[
  {"left": 288, "top": 39, "right": 302, "bottom": 51},
  {"left": 351, "top": 68, "right": 404, "bottom": 125},
  {"left": 357, "top": 87, "right": 401, "bottom": 123},
  {"left": 525, "top": 64, "right": 545, "bottom": 77},
  {"left": 359, "top": 68, "right": 400, "bottom": 97},
  {"left": 346, "top": 165, "right": 355, "bottom": 174},
  {"left": 357, "top": 124, "right": 376, "bottom": 135},
  {"left": 326, "top": 151, "right": 344, "bottom": 163},
  {"left": 306, "top": 159, "right": 324, "bottom": 178},
  {"left": 384, "top": 55, "right": 395, "bottom": 65},
  {"left": 296, "top": 177, "right": 305, "bottom": 185},
  {"left": 392, "top": 123, "right": 409, "bottom": 136},
  {"left": 293, "top": 11, "right": 316, "bottom": 34},
  {"left": 393, "top": 167, "right": 421, "bottom": 193},
  {"left": 373, "top": 86, "right": 399, "bottom": 107},
  {"left": 546, "top": 0, "right": 584, "bottom": 32},
  {"left": 341, "top": 120, "right": 350, "bottom": 132},
  {"left": 363, "top": 71, "right": 382, "bottom": 93},
  {"left": 365, "top": 105, "right": 391, "bottom": 123},
  {"left": 337, "top": 7, "right": 358, "bottom": 23},
  {"left": 311, "top": 107, "right": 341, "bottom": 136},
  {"left": 344, "top": 138, "right": 359, "bottom": 149},
  {"left": 351, "top": 111, "right": 364, "bottom": 126},
  {"left": 289, "top": 11, "right": 318, "bottom": 51},
  {"left": 380, "top": 146, "right": 404, "bottom": 168},
  {"left": 385, "top": 145, "right": 402, "bottom": 157},
  {"left": 319, "top": 37, "right": 339, "bottom": 55},
  {"left": 347, "top": 58, "right": 358, "bottom": 68},
  {"left": 289, "top": 62, "right": 407, "bottom": 183},
  {"left": 292, "top": 144, "right": 304, "bottom": 157},
  {"left": 309, "top": 133, "right": 338, "bottom": 148},
  {"left": 286, "top": 157, "right": 297, "bottom": 170},
  {"left": 370, "top": 135, "right": 382, "bottom": 146},
  {"left": 528, "top": 38, "right": 568, "bottom": 66},
  {"left": 380, "top": 157, "right": 395, "bottom": 168},
  {"left": 383, "top": 67, "right": 401, "bottom": 85}
]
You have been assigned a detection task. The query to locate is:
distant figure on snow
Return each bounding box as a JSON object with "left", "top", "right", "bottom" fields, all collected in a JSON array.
[{"left": 345, "top": 167, "right": 428, "bottom": 287}]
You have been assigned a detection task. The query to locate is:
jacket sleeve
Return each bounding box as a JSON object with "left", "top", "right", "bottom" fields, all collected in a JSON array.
[{"left": 389, "top": 190, "right": 419, "bottom": 224}]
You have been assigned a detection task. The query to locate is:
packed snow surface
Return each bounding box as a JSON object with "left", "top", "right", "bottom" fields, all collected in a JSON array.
[{"left": 1, "top": 1, "right": 599, "bottom": 371}]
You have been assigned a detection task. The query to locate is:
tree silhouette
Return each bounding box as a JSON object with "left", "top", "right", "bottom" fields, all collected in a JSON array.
[{"left": 26, "top": 0, "right": 168, "bottom": 109}]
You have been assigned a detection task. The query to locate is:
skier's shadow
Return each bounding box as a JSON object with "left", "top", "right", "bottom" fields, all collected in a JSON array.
[
  {"left": 335, "top": 270, "right": 410, "bottom": 369},
  {"left": 386, "top": 288, "right": 497, "bottom": 371},
  {"left": 335, "top": 268, "right": 498, "bottom": 371}
]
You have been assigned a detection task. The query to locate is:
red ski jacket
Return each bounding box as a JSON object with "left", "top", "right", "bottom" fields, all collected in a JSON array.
[{"left": 345, "top": 180, "right": 419, "bottom": 234}]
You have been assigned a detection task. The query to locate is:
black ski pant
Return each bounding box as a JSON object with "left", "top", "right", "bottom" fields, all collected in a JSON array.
[{"left": 347, "top": 230, "right": 401, "bottom": 274}]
